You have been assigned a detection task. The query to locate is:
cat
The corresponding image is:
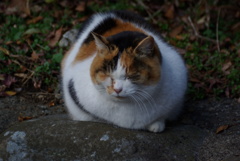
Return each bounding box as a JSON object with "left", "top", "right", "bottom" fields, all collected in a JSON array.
[{"left": 61, "top": 10, "right": 187, "bottom": 133}]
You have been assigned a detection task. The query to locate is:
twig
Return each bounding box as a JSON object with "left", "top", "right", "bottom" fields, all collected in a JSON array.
[
  {"left": 136, "top": 0, "right": 158, "bottom": 24},
  {"left": 187, "top": 16, "right": 217, "bottom": 43},
  {"left": 25, "top": 39, "right": 35, "bottom": 52},
  {"left": 216, "top": 8, "right": 221, "bottom": 52},
  {"left": 22, "top": 71, "right": 35, "bottom": 86}
]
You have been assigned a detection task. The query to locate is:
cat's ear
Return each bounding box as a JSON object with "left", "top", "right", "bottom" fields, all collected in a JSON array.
[
  {"left": 91, "top": 32, "right": 109, "bottom": 52},
  {"left": 134, "top": 36, "right": 155, "bottom": 57}
]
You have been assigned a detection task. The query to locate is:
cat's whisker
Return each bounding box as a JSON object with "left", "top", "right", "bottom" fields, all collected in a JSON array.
[
  {"left": 133, "top": 92, "right": 151, "bottom": 120},
  {"left": 130, "top": 95, "right": 144, "bottom": 113},
  {"left": 129, "top": 95, "right": 142, "bottom": 110},
  {"left": 135, "top": 90, "right": 158, "bottom": 111}
]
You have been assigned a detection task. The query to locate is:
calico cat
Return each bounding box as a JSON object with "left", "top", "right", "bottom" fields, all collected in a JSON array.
[{"left": 61, "top": 11, "right": 187, "bottom": 132}]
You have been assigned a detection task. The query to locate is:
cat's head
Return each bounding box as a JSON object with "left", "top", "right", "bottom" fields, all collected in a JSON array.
[{"left": 90, "top": 31, "right": 161, "bottom": 99}]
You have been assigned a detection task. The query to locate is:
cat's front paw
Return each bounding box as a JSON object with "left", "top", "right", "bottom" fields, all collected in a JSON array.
[{"left": 147, "top": 121, "right": 165, "bottom": 133}]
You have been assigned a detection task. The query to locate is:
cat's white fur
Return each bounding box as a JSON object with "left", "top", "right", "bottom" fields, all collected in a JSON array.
[{"left": 62, "top": 12, "right": 188, "bottom": 132}]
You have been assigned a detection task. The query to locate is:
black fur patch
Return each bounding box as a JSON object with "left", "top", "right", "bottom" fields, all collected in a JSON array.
[
  {"left": 112, "top": 10, "right": 162, "bottom": 38},
  {"left": 77, "top": 10, "right": 163, "bottom": 45},
  {"left": 107, "top": 31, "right": 147, "bottom": 52},
  {"left": 83, "top": 18, "right": 117, "bottom": 44}
]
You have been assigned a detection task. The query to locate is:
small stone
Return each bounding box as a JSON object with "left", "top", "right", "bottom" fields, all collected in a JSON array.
[{"left": 100, "top": 134, "right": 109, "bottom": 141}]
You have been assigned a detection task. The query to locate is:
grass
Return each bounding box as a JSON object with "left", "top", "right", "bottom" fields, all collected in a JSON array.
[{"left": 0, "top": 0, "right": 239, "bottom": 99}]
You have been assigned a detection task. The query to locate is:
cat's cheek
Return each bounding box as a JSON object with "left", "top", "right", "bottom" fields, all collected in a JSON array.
[
  {"left": 123, "top": 80, "right": 136, "bottom": 93},
  {"left": 106, "top": 86, "right": 114, "bottom": 95}
]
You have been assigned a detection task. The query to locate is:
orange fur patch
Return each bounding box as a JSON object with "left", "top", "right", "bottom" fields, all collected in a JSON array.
[
  {"left": 120, "top": 46, "right": 161, "bottom": 85},
  {"left": 73, "top": 42, "right": 96, "bottom": 64},
  {"left": 90, "top": 47, "right": 118, "bottom": 84},
  {"left": 73, "top": 19, "right": 145, "bottom": 64},
  {"left": 107, "top": 85, "right": 114, "bottom": 94},
  {"left": 102, "top": 20, "right": 144, "bottom": 37}
]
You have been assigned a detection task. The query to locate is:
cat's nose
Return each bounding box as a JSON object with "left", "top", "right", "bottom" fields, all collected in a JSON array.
[{"left": 114, "top": 88, "right": 122, "bottom": 94}]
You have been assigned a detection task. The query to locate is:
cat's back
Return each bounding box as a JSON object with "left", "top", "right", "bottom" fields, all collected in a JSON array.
[{"left": 61, "top": 11, "right": 160, "bottom": 69}]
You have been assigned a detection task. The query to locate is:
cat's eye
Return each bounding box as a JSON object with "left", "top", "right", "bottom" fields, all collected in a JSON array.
[{"left": 126, "top": 74, "right": 140, "bottom": 81}]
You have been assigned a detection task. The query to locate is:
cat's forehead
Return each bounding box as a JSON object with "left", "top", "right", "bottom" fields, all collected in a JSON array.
[
  {"left": 107, "top": 31, "right": 147, "bottom": 52},
  {"left": 112, "top": 60, "right": 126, "bottom": 79}
]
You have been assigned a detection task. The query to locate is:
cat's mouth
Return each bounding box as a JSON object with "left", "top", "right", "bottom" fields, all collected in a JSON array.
[{"left": 115, "top": 96, "right": 125, "bottom": 99}]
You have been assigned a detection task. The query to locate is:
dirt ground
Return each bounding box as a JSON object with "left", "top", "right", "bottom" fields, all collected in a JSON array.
[
  {"left": 0, "top": 92, "right": 66, "bottom": 133},
  {"left": 0, "top": 93, "right": 239, "bottom": 160},
  {"left": 0, "top": 92, "right": 240, "bottom": 134}
]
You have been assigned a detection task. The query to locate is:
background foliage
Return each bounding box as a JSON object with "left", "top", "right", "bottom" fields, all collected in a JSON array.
[{"left": 0, "top": 0, "right": 239, "bottom": 100}]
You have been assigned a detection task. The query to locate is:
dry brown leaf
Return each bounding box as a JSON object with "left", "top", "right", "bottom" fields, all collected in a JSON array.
[
  {"left": 197, "top": 16, "right": 206, "bottom": 25},
  {"left": 7, "top": 0, "right": 31, "bottom": 16},
  {"left": 18, "top": 115, "right": 33, "bottom": 122},
  {"left": 48, "top": 27, "right": 63, "bottom": 47},
  {"left": 33, "top": 79, "right": 42, "bottom": 89},
  {"left": 48, "top": 101, "right": 55, "bottom": 107},
  {"left": 0, "top": 75, "right": 4, "bottom": 81},
  {"left": 31, "top": 51, "right": 39, "bottom": 61},
  {"left": 164, "top": 5, "right": 175, "bottom": 19},
  {"left": 14, "top": 73, "right": 27, "bottom": 78},
  {"left": 75, "top": 2, "right": 86, "bottom": 12},
  {"left": 27, "top": 16, "right": 43, "bottom": 24},
  {"left": 5, "top": 91, "right": 17, "bottom": 96},
  {"left": 73, "top": 16, "right": 88, "bottom": 25},
  {"left": 0, "top": 47, "right": 10, "bottom": 56},
  {"left": 169, "top": 25, "right": 183, "bottom": 38},
  {"left": 0, "top": 85, "right": 6, "bottom": 92},
  {"left": 216, "top": 125, "right": 229, "bottom": 134},
  {"left": 175, "top": 35, "right": 185, "bottom": 40},
  {"left": 190, "top": 77, "right": 201, "bottom": 83},
  {"left": 222, "top": 61, "right": 232, "bottom": 75}
]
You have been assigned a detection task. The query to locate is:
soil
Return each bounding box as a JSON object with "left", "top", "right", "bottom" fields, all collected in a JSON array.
[
  {"left": 0, "top": 92, "right": 66, "bottom": 133},
  {"left": 0, "top": 92, "right": 240, "bottom": 160}
]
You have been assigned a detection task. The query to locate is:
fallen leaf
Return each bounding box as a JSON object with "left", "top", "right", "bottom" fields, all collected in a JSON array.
[
  {"left": 5, "top": 41, "right": 13, "bottom": 45},
  {"left": 73, "top": 16, "right": 88, "bottom": 25},
  {"left": 33, "top": 79, "right": 42, "bottom": 89},
  {"left": 3, "top": 75, "right": 16, "bottom": 88},
  {"left": 190, "top": 77, "right": 201, "bottom": 83},
  {"left": 169, "top": 25, "right": 183, "bottom": 38},
  {"left": 5, "top": 91, "right": 17, "bottom": 96},
  {"left": 164, "top": 5, "right": 175, "bottom": 19},
  {"left": 75, "top": 2, "right": 86, "bottom": 12},
  {"left": 0, "top": 85, "right": 6, "bottom": 92},
  {"left": 48, "top": 101, "right": 55, "bottom": 107},
  {"left": 0, "top": 75, "right": 4, "bottom": 81},
  {"left": 23, "top": 28, "right": 41, "bottom": 35},
  {"left": 27, "top": 16, "right": 43, "bottom": 24},
  {"left": 48, "top": 27, "right": 63, "bottom": 47},
  {"left": 31, "top": 51, "right": 39, "bottom": 61},
  {"left": 216, "top": 125, "right": 229, "bottom": 134},
  {"left": 197, "top": 16, "right": 206, "bottom": 24},
  {"left": 6, "top": 0, "right": 31, "bottom": 16},
  {"left": 222, "top": 61, "right": 232, "bottom": 75},
  {"left": 14, "top": 73, "right": 27, "bottom": 78},
  {"left": 175, "top": 35, "right": 185, "bottom": 40},
  {"left": 45, "top": 0, "right": 56, "bottom": 3},
  {"left": 176, "top": 47, "right": 186, "bottom": 55},
  {"left": 18, "top": 115, "right": 33, "bottom": 122},
  {"left": 0, "top": 47, "right": 10, "bottom": 56}
]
